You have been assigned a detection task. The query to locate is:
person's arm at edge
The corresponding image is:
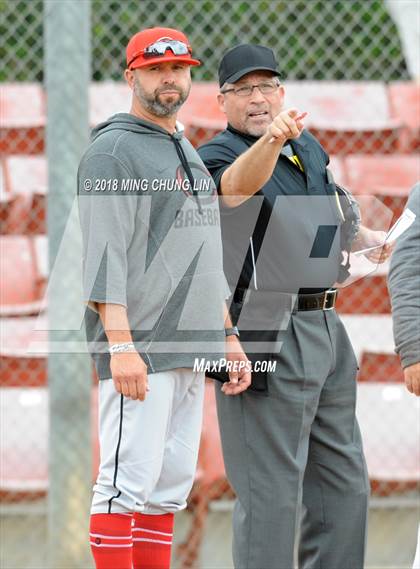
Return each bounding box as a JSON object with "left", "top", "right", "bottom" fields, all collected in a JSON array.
[{"left": 388, "top": 184, "right": 420, "bottom": 395}]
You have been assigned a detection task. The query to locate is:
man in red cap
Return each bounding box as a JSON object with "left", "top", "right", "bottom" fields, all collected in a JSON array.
[
  {"left": 125, "top": 27, "right": 201, "bottom": 120},
  {"left": 79, "top": 27, "right": 251, "bottom": 569}
]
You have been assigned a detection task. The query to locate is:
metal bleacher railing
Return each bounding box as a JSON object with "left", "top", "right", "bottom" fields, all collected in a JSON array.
[{"left": 1, "top": 1, "right": 420, "bottom": 568}]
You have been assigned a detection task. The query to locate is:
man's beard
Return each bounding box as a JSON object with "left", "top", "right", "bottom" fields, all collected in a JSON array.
[
  {"left": 244, "top": 116, "right": 271, "bottom": 138},
  {"left": 134, "top": 78, "right": 190, "bottom": 117},
  {"left": 245, "top": 124, "right": 268, "bottom": 137}
]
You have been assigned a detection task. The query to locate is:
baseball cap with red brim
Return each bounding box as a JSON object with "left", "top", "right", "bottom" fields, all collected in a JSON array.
[{"left": 126, "top": 27, "right": 201, "bottom": 70}]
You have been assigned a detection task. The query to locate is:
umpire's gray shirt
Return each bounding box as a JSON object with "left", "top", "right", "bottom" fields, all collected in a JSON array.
[
  {"left": 78, "top": 113, "right": 228, "bottom": 379},
  {"left": 388, "top": 183, "right": 420, "bottom": 368}
]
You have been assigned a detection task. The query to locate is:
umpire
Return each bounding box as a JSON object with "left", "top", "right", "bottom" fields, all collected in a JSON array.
[{"left": 198, "top": 44, "right": 391, "bottom": 568}]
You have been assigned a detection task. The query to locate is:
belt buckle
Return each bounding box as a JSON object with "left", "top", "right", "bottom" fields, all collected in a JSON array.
[{"left": 323, "top": 289, "right": 336, "bottom": 310}]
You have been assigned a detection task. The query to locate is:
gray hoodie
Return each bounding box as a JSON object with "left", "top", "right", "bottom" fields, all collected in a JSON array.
[
  {"left": 78, "top": 113, "right": 229, "bottom": 379},
  {"left": 388, "top": 183, "right": 420, "bottom": 368}
]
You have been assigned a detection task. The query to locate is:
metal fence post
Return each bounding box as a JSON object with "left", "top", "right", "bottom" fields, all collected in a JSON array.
[{"left": 44, "top": 1, "right": 92, "bottom": 567}]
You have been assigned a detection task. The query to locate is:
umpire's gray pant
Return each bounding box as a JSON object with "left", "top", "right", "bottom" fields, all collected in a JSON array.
[{"left": 216, "top": 308, "right": 370, "bottom": 569}]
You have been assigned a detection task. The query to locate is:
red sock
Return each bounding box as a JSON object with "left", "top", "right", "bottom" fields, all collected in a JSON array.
[
  {"left": 132, "top": 512, "right": 174, "bottom": 569},
  {"left": 89, "top": 513, "right": 133, "bottom": 569}
]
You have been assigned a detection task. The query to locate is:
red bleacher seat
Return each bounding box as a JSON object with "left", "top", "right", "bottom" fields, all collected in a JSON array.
[
  {"left": 0, "top": 84, "right": 45, "bottom": 154},
  {"left": 337, "top": 274, "right": 391, "bottom": 314},
  {"left": 0, "top": 385, "right": 99, "bottom": 501},
  {"left": 1, "top": 387, "right": 48, "bottom": 498},
  {"left": 3, "top": 156, "right": 47, "bottom": 234},
  {"left": 358, "top": 351, "right": 404, "bottom": 383},
  {"left": 178, "top": 82, "right": 224, "bottom": 147},
  {"left": 356, "top": 382, "right": 419, "bottom": 495},
  {"left": 344, "top": 154, "right": 417, "bottom": 225},
  {"left": 0, "top": 312, "right": 100, "bottom": 389},
  {"left": 389, "top": 82, "right": 420, "bottom": 152},
  {"left": 90, "top": 82, "right": 131, "bottom": 126},
  {"left": 336, "top": 243, "right": 393, "bottom": 315},
  {"left": 0, "top": 315, "right": 48, "bottom": 387},
  {"left": 284, "top": 82, "right": 401, "bottom": 155},
  {"left": 0, "top": 194, "right": 28, "bottom": 235},
  {"left": 341, "top": 315, "right": 395, "bottom": 362},
  {"left": 1, "top": 159, "right": 27, "bottom": 234},
  {"left": 345, "top": 154, "right": 419, "bottom": 196},
  {"left": 0, "top": 235, "right": 47, "bottom": 316}
]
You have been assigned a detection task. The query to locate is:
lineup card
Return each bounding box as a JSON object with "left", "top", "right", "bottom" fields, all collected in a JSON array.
[{"left": 354, "top": 208, "right": 416, "bottom": 256}]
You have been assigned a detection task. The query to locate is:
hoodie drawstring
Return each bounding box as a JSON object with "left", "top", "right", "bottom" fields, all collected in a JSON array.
[{"left": 172, "top": 136, "right": 203, "bottom": 215}]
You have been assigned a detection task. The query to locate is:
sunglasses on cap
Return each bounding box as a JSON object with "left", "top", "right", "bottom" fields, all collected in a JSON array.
[{"left": 128, "top": 38, "right": 192, "bottom": 68}]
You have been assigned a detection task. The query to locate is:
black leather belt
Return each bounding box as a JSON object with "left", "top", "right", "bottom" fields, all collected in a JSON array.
[
  {"left": 296, "top": 289, "right": 337, "bottom": 311},
  {"left": 233, "top": 287, "right": 338, "bottom": 313}
]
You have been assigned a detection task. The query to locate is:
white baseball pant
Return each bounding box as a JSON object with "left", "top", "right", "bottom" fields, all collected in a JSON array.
[{"left": 91, "top": 368, "right": 205, "bottom": 515}]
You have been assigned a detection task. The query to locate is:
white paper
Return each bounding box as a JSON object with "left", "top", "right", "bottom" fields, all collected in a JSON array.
[{"left": 354, "top": 208, "right": 416, "bottom": 256}]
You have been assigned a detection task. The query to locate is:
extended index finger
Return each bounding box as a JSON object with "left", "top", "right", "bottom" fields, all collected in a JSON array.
[
  {"left": 269, "top": 111, "right": 308, "bottom": 143},
  {"left": 296, "top": 111, "right": 308, "bottom": 121}
]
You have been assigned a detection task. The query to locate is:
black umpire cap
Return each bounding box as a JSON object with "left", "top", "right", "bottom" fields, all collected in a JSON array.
[{"left": 218, "top": 44, "right": 281, "bottom": 87}]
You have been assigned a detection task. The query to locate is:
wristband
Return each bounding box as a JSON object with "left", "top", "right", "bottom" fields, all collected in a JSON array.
[
  {"left": 109, "top": 342, "right": 136, "bottom": 354},
  {"left": 225, "top": 326, "right": 240, "bottom": 338}
]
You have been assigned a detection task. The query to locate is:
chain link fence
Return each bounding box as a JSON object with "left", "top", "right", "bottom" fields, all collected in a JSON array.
[{"left": 1, "top": 0, "right": 419, "bottom": 567}]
